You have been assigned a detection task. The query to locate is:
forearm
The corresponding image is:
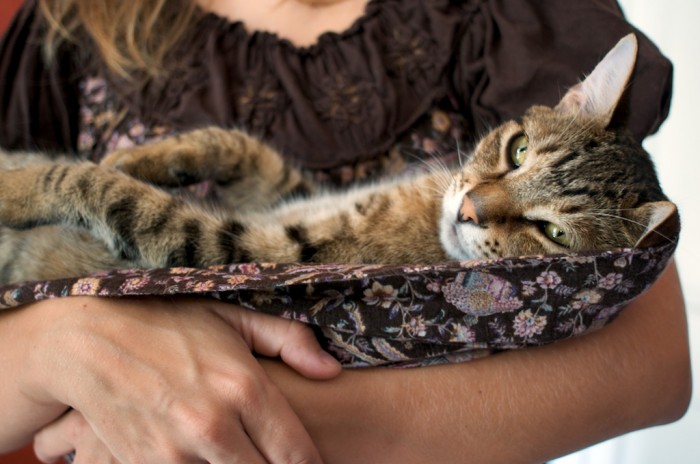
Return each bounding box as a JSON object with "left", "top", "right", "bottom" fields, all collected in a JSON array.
[
  {"left": 264, "top": 260, "right": 691, "bottom": 463},
  {"left": 0, "top": 301, "right": 71, "bottom": 452},
  {"left": 3, "top": 294, "right": 342, "bottom": 461}
]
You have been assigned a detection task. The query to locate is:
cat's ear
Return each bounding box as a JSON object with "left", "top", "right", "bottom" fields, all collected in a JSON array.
[
  {"left": 623, "top": 201, "right": 680, "bottom": 248},
  {"left": 555, "top": 34, "right": 638, "bottom": 124}
]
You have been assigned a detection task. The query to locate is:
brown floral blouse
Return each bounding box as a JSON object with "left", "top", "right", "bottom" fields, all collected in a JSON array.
[{"left": 0, "top": 0, "right": 677, "bottom": 367}]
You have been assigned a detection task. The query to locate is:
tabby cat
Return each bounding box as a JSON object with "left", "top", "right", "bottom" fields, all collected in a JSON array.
[{"left": 0, "top": 34, "right": 679, "bottom": 285}]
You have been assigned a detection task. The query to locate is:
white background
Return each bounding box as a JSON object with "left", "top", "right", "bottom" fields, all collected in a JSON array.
[{"left": 555, "top": 1, "right": 700, "bottom": 462}]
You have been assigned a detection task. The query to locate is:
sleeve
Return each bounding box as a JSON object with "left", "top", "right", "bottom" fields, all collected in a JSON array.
[
  {"left": 455, "top": 0, "right": 673, "bottom": 142},
  {"left": 0, "top": 0, "right": 81, "bottom": 152}
]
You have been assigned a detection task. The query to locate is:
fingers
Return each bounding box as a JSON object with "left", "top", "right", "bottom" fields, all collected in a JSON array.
[
  {"left": 33, "top": 406, "right": 270, "bottom": 464},
  {"left": 212, "top": 303, "right": 342, "bottom": 379},
  {"left": 238, "top": 380, "right": 324, "bottom": 464},
  {"left": 277, "top": 321, "right": 342, "bottom": 380},
  {"left": 166, "top": 388, "right": 268, "bottom": 464},
  {"left": 34, "top": 410, "right": 117, "bottom": 464},
  {"left": 29, "top": 297, "right": 333, "bottom": 464}
]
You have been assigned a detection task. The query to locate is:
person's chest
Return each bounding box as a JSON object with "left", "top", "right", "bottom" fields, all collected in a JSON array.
[{"left": 197, "top": 0, "right": 370, "bottom": 46}]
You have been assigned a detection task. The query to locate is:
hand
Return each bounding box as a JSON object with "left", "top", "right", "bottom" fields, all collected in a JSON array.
[
  {"left": 34, "top": 410, "right": 115, "bottom": 464},
  {"left": 21, "top": 296, "right": 341, "bottom": 463},
  {"left": 257, "top": 261, "right": 690, "bottom": 463}
]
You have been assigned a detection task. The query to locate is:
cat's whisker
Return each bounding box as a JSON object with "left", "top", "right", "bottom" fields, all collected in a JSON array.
[
  {"left": 427, "top": 172, "right": 454, "bottom": 197},
  {"left": 588, "top": 211, "right": 678, "bottom": 245},
  {"left": 453, "top": 137, "right": 466, "bottom": 168},
  {"left": 398, "top": 148, "right": 454, "bottom": 196},
  {"left": 589, "top": 207, "right": 654, "bottom": 213},
  {"left": 404, "top": 147, "right": 447, "bottom": 169},
  {"left": 414, "top": 151, "right": 454, "bottom": 181}
]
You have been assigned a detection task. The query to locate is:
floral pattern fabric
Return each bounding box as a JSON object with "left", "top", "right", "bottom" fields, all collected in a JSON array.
[{"left": 0, "top": 243, "right": 676, "bottom": 367}]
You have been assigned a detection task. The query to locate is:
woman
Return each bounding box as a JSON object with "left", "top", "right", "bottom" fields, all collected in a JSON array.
[{"left": 0, "top": 0, "right": 690, "bottom": 462}]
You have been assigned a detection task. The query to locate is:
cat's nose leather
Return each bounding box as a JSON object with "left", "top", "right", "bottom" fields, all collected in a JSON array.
[{"left": 458, "top": 194, "right": 479, "bottom": 224}]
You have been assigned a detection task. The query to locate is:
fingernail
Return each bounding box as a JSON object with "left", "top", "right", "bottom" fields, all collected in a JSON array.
[{"left": 319, "top": 349, "right": 340, "bottom": 366}]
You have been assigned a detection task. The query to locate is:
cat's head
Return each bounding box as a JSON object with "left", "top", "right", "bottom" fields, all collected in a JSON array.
[{"left": 440, "top": 34, "right": 679, "bottom": 260}]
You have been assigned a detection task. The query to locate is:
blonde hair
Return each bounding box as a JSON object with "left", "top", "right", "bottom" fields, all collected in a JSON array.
[
  {"left": 39, "top": 0, "right": 200, "bottom": 80},
  {"left": 38, "top": 0, "right": 345, "bottom": 80}
]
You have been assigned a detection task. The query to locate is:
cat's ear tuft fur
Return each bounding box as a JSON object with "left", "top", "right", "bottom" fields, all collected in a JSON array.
[
  {"left": 624, "top": 201, "right": 680, "bottom": 248},
  {"left": 555, "top": 34, "right": 638, "bottom": 125}
]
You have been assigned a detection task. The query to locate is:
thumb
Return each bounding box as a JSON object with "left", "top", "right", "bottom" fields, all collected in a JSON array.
[{"left": 212, "top": 303, "right": 342, "bottom": 380}]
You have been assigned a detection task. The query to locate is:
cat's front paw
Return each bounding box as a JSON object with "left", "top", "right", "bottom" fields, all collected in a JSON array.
[
  {"left": 101, "top": 127, "right": 259, "bottom": 187},
  {"left": 101, "top": 142, "right": 201, "bottom": 187}
]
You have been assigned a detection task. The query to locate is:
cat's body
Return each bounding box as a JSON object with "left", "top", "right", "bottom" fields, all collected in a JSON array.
[{"left": 0, "top": 35, "right": 679, "bottom": 285}]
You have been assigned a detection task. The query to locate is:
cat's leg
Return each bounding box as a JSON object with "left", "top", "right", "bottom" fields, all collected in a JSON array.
[
  {"left": 0, "top": 226, "right": 130, "bottom": 285},
  {"left": 237, "top": 175, "right": 450, "bottom": 264},
  {"left": 100, "top": 127, "right": 313, "bottom": 211},
  {"left": 0, "top": 160, "right": 448, "bottom": 269},
  {"left": 0, "top": 162, "right": 251, "bottom": 269},
  {"left": 0, "top": 149, "right": 73, "bottom": 170}
]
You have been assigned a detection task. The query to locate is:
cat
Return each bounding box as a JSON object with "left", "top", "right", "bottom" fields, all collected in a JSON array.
[{"left": 0, "top": 34, "right": 679, "bottom": 285}]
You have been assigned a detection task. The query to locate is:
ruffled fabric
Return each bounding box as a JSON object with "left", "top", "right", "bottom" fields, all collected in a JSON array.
[
  {"left": 2, "top": 0, "right": 673, "bottom": 168},
  {"left": 105, "top": 0, "right": 485, "bottom": 169}
]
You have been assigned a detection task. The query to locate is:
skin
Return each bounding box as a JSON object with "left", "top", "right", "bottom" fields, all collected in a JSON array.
[
  {"left": 0, "top": 297, "right": 341, "bottom": 463},
  {"left": 201, "top": 0, "right": 369, "bottom": 47},
  {"left": 269, "top": 261, "right": 690, "bottom": 463},
  {"left": 22, "top": 261, "right": 691, "bottom": 463}
]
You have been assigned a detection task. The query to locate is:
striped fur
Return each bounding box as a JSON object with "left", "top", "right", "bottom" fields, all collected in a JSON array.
[{"left": 0, "top": 36, "right": 679, "bottom": 284}]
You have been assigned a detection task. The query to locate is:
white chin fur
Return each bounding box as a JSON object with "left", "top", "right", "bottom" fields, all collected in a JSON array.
[{"left": 439, "top": 186, "right": 475, "bottom": 260}]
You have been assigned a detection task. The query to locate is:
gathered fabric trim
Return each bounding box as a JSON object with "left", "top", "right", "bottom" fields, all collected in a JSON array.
[
  {"left": 0, "top": 243, "right": 676, "bottom": 367},
  {"left": 98, "top": 0, "right": 487, "bottom": 169}
]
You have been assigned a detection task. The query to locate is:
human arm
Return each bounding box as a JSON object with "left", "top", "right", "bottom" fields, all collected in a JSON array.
[
  {"left": 0, "top": 296, "right": 341, "bottom": 463},
  {"left": 32, "top": 260, "right": 689, "bottom": 463},
  {"left": 261, "top": 260, "right": 690, "bottom": 463}
]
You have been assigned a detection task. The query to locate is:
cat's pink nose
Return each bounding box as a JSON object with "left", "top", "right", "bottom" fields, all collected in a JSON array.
[{"left": 458, "top": 194, "right": 479, "bottom": 224}]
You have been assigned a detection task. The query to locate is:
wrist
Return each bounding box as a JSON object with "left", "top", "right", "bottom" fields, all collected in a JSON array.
[
  {"left": 0, "top": 297, "right": 77, "bottom": 450},
  {"left": 261, "top": 359, "right": 402, "bottom": 461},
  {"left": 16, "top": 297, "right": 78, "bottom": 405}
]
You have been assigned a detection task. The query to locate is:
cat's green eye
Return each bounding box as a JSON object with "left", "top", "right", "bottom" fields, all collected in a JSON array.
[
  {"left": 509, "top": 134, "right": 529, "bottom": 168},
  {"left": 543, "top": 222, "right": 572, "bottom": 247}
]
